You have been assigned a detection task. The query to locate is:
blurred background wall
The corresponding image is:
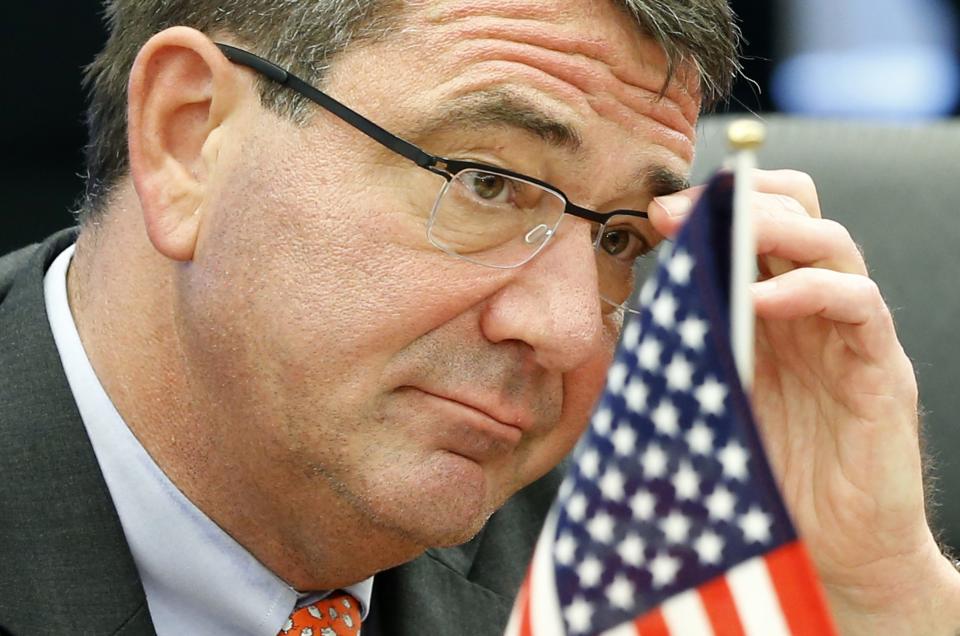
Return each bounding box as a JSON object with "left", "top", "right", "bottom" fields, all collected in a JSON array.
[{"left": 0, "top": 1, "right": 106, "bottom": 254}]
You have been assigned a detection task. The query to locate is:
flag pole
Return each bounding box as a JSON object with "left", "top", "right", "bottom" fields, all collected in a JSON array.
[{"left": 727, "top": 120, "right": 766, "bottom": 391}]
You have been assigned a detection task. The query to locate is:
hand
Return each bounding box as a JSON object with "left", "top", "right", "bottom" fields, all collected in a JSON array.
[{"left": 648, "top": 170, "right": 960, "bottom": 635}]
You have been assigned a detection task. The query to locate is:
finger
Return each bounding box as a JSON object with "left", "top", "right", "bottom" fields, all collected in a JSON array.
[
  {"left": 648, "top": 168, "right": 822, "bottom": 238},
  {"left": 752, "top": 169, "right": 822, "bottom": 219},
  {"left": 647, "top": 185, "right": 705, "bottom": 238},
  {"left": 752, "top": 268, "right": 900, "bottom": 363},
  {"left": 650, "top": 188, "right": 865, "bottom": 276},
  {"left": 752, "top": 194, "right": 867, "bottom": 276}
]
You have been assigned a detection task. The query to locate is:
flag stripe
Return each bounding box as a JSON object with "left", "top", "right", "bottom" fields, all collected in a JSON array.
[
  {"left": 662, "top": 589, "right": 714, "bottom": 635},
  {"left": 503, "top": 578, "right": 525, "bottom": 636},
  {"left": 633, "top": 608, "right": 669, "bottom": 636},
  {"left": 699, "top": 575, "right": 746, "bottom": 636},
  {"left": 727, "top": 556, "right": 790, "bottom": 636},
  {"left": 767, "top": 542, "right": 838, "bottom": 635},
  {"left": 528, "top": 511, "right": 568, "bottom": 636},
  {"left": 600, "top": 622, "right": 640, "bottom": 636},
  {"left": 519, "top": 579, "right": 533, "bottom": 636}
]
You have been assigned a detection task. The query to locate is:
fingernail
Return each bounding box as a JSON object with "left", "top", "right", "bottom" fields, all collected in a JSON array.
[{"left": 654, "top": 195, "right": 693, "bottom": 218}]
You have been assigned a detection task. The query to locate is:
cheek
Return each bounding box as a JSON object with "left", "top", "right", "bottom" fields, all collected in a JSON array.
[
  {"left": 560, "top": 335, "right": 616, "bottom": 430},
  {"left": 194, "top": 153, "right": 515, "bottom": 393},
  {"left": 515, "top": 344, "right": 615, "bottom": 489},
  {"left": 561, "top": 351, "right": 614, "bottom": 437},
  {"left": 204, "top": 116, "right": 528, "bottom": 358}
]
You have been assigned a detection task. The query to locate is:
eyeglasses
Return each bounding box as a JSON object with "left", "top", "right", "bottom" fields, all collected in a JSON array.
[{"left": 217, "top": 43, "right": 656, "bottom": 314}]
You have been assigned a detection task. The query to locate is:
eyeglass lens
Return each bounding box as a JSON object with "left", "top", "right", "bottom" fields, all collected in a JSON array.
[{"left": 427, "top": 168, "right": 651, "bottom": 313}]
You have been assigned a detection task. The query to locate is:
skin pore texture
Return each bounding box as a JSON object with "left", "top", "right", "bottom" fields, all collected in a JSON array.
[{"left": 68, "top": 0, "right": 698, "bottom": 590}]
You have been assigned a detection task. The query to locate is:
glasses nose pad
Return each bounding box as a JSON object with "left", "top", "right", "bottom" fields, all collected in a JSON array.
[{"left": 524, "top": 224, "right": 554, "bottom": 245}]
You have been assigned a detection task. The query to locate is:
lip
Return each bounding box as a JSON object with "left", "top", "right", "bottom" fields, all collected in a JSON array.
[{"left": 405, "top": 386, "right": 530, "bottom": 448}]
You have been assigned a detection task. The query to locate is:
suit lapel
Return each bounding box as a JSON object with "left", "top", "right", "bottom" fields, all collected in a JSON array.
[
  {"left": 0, "top": 231, "right": 155, "bottom": 635},
  {"left": 364, "top": 545, "right": 514, "bottom": 636},
  {"left": 364, "top": 464, "right": 564, "bottom": 635}
]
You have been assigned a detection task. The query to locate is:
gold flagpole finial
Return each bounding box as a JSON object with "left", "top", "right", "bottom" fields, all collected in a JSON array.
[{"left": 727, "top": 119, "right": 767, "bottom": 152}]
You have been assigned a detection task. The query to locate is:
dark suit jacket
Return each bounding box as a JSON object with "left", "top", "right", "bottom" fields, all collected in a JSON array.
[{"left": 0, "top": 231, "right": 561, "bottom": 635}]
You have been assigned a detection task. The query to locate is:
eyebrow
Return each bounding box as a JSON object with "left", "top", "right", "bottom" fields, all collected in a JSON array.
[
  {"left": 411, "top": 88, "right": 690, "bottom": 202},
  {"left": 410, "top": 89, "right": 583, "bottom": 152},
  {"left": 640, "top": 165, "right": 691, "bottom": 198}
]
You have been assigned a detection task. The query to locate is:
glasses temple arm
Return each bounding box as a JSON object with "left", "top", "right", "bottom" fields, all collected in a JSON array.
[{"left": 216, "top": 43, "right": 440, "bottom": 170}]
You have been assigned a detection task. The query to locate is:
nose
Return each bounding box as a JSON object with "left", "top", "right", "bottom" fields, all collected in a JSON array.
[{"left": 479, "top": 219, "right": 609, "bottom": 373}]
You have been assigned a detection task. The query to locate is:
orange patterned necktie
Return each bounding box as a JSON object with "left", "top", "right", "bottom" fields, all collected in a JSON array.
[{"left": 279, "top": 592, "right": 361, "bottom": 636}]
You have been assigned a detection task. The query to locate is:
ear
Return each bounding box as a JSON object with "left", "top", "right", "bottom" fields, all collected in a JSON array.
[{"left": 127, "top": 27, "right": 247, "bottom": 261}]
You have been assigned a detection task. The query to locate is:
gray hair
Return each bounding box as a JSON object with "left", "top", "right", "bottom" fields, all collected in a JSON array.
[{"left": 79, "top": 0, "right": 740, "bottom": 224}]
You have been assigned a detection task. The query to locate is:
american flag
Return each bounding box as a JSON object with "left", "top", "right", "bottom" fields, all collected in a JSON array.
[{"left": 505, "top": 174, "right": 837, "bottom": 636}]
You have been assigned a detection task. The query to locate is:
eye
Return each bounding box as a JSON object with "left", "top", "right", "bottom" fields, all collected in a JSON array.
[
  {"left": 463, "top": 171, "right": 513, "bottom": 204},
  {"left": 598, "top": 226, "right": 651, "bottom": 261}
]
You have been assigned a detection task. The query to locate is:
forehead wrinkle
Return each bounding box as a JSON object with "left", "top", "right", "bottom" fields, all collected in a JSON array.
[
  {"left": 423, "top": 0, "right": 572, "bottom": 24},
  {"left": 420, "top": 28, "right": 697, "bottom": 155},
  {"left": 420, "top": 0, "right": 652, "bottom": 74},
  {"left": 409, "top": 88, "right": 583, "bottom": 153},
  {"left": 412, "top": 2, "right": 701, "bottom": 124},
  {"left": 434, "top": 55, "right": 695, "bottom": 163},
  {"left": 493, "top": 39, "right": 696, "bottom": 137}
]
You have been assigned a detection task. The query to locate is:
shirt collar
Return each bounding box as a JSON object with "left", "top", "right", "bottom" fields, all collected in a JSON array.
[{"left": 43, "top": 244, "right": 372, "bottom": 634}]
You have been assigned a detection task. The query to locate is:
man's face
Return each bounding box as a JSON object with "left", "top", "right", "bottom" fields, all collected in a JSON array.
[{"left": 181, "top": 0, "right": 699, "bottom": 560}]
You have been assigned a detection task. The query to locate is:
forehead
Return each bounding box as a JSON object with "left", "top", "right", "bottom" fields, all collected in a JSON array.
[
  {"left": 407, "top": 0, "right": 701, "bottom": 111},
  {"left": 329, "top": 0, "right": 701, "bottom": 156}
]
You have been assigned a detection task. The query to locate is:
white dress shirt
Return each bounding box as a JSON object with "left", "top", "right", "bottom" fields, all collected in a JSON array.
[{"left": 43, "top": 244, "right": 373, "bottom": 635}]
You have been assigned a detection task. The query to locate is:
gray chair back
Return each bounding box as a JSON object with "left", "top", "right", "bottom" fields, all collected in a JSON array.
[{"left": 692, "top": 115, "right": 960, "bottom": 551}]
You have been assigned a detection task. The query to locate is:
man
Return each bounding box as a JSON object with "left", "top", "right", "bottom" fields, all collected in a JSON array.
[{"left": 0, "top": 0, "right": 957, "bottom": 634}]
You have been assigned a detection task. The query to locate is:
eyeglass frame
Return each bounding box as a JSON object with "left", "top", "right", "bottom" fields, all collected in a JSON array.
[{"left": 216, "top": 43, "right": 652, "bottom": 302}]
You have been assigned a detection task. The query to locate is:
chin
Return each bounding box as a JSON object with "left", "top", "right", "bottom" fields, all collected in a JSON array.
[
  {"left": 423, "top": 509, "right": 495, "bottom": 549},
  {"left": 356, "top": 453, "right": 507, "bottom": 549},
  {"left": 355, "top": 495, "right": 494, "bottom": 554}
]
